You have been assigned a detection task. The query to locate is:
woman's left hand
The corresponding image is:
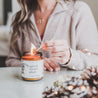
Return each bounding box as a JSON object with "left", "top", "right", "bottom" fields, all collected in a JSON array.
[{"left": 43, "top": 40, "right": 71, "bottom": 64}]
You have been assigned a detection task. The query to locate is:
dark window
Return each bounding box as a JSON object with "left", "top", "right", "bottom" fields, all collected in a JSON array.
[{"left": 3, "top": 0, "right": 12, "bottom": 25}]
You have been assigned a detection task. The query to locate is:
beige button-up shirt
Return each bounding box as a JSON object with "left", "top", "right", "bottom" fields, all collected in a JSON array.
[{"left": 6, "top": 0, "right": 98, "bottom": 70}]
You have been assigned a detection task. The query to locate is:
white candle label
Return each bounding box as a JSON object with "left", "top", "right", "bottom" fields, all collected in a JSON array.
[{"left": 21, "top": 60, "right": 44, "bottom": 79}]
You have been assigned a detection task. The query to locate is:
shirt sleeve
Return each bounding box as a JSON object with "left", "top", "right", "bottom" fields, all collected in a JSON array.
[
  {"left": 6, "top": 33, "right": 23, "bottom": 67},
  {"left": 65, "top": 1, "right": 98, "bottom": 70}
]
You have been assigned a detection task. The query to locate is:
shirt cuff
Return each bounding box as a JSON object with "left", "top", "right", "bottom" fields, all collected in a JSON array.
[{"left": 62, "top": 49, "right": 85, "bottom": 70}]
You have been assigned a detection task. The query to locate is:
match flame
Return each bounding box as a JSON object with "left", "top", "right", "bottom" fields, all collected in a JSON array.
[{"left": 31, "top": 43, "right": 37, "bottom": 55}]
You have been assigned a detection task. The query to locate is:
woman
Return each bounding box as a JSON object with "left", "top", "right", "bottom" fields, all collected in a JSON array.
[{"left": 6, "top": 0, "right": 98, "bottom": 71}]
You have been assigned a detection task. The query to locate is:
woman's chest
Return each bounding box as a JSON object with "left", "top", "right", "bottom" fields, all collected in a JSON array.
[
  {"left": 35, "top": 20, "right": 47, "bottom": 36},
  {"left": 24, "top": 13, "right": 75, "bottom": 51}
]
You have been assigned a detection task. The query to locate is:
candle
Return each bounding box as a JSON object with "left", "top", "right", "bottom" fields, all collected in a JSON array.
[{"left": 21, "top": 43, "right": 44, "bottom": 81}]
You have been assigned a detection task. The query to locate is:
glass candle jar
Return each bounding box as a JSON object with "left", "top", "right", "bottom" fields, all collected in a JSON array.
[{"left": 21, "top": 52, "right": 44, "bottom": 81}]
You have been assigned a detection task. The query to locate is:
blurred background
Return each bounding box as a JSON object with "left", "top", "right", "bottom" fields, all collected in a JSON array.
[{"left": 0, "top": 0, "right": 98, "bottom": 67}]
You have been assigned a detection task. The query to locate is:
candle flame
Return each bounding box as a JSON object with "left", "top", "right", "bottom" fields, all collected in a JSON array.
[{"left": 31, "top": 43, "right": 37, "bottom": 55}]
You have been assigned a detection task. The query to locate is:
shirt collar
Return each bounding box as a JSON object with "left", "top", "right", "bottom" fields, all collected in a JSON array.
[
  {"left": 31, "top": 0, "right": 73, "bottom": 22},
  {"left": 51, "top": 0, "right": 68, "bottom": 15},
  {"left": 51, "top": 0, "right": 74, "bottom": 16}
]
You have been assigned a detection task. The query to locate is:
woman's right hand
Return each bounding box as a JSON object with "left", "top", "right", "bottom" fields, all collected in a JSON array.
[{"left": 44, "top": 58, "right": 60, "bottom": 72}]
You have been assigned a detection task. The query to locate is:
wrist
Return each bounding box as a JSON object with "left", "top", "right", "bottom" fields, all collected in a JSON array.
[{"left": 65, "top": 48, "right": 72, "bottom": 65}]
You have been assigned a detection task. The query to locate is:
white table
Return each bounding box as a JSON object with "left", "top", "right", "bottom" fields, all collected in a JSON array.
[{"left": 0, "top": 67, "right": 82, "bottom": 98}]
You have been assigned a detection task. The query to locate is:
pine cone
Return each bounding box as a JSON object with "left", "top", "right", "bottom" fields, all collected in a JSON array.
[
  {"left": 63, "top": 77, "right": 90, "bottom": 98},
  {"left": 81, "top": 66, "right": 98, "bottom": 97},
  {"left": 81, "top": 66, "right": 98, "bottom": 87},
  {"left": 43, "top": 77, "right": 90, "bottom": 98},
  {"left": 43, "top": 66, "right": 98, "bottom": 98}
]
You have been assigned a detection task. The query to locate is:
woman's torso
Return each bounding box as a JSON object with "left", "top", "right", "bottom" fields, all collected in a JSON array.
[{"left": 22, "top": 0, "right": 81, "bottom": 58}]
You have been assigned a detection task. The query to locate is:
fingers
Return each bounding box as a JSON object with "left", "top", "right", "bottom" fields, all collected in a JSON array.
[
  {"left": 47, "top": 46, "right": 68, "bottom": 52},
  {"left": 44, "top": 60, "right": 53, "bottom": 72},
  {"left": 52, "top": 57, "right": 66, "bottom": 64},
  {"left": 44, "top": 67, "right": 46, "bottom": 71},
  {"left": 43, "top": 40, "right": 69, "bottom": 52},
  {"left": 46, "top": 58, "right": 60, "bottom": 72},
  {"left": 43, "top": 40, "right": 70, "bottom": 65},
  {"left": 51, "top": 51, "right": 66, "bottom": 57},
  {"left": 44, "top": 58, "right": 60, "bottom": 72}
]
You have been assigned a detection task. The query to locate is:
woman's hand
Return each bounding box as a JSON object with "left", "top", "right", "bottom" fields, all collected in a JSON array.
[
  {"left": 43, "top": 40, "right": 71, "bottom": 64},
  {"left": 44, "top": 58, "right": 60, "bottom": 72}
]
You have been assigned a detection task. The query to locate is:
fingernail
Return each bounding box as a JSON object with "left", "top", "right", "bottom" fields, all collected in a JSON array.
[
  {"left": 56, "top": 68, "right": 60, "bottom": 72},
  {"left": 44, "top": 68, "right": 46, "bottom": 71},
  {"left": 43, "top": 46, "right": 47, "bottom": 51},
  {"left": 55, "top": 68, "right": 59, "bottom": 72},
  {"left": 51, "top": 52, "right": 53, "bottom": 54},
  {"left": 50, "top": 69, "right": 53, "bottom": 72}
]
